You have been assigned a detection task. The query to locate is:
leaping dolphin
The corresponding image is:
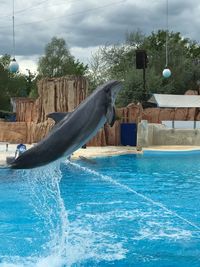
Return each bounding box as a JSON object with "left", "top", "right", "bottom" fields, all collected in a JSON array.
[{"left": 9, "top": 80, "right": 122, "bottom": 169}]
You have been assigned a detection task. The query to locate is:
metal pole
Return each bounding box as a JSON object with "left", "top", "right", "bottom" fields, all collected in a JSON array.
[
  {"left": 12, "top": 0, "right": 15, "bottom": 58},
  {"left": 143, "top": 52, "right": 146, "bottom": 101},
  {"left": 165, "top": 0, "right": 169, "bottom": 67},
  {"left": 143, "top": 66, "right": 146, "bottom": 100}
]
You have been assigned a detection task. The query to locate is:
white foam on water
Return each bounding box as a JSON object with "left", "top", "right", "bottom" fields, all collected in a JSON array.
[
  {"left": 0, "top": 160, "right": 70, "bottom": 267},
  {"left": 133, "top": 225, "right": 192, "bottom": 241},
  {"left": 0, "top": 255, "right": 64, "bottom": 267},
  {"left": 21, "top": 161, "right": 69, "bottom": 257},
  {"left": 67, "top": 160, "right": 200, "bottom": 233},
  {"left": 1, "top": 159, "right": 128, "bottom": 267},
  {"left": 35, "top": 254, "right": 64, "bottom": 267},
  {"left": 78, "top": 200, "right": 123, "bottom": 206},
  {"left": 65, "top": 228, "right": 127, "bottom": 265}
]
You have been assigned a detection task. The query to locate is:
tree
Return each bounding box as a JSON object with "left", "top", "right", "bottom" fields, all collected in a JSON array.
[
  {"left": 38, "top": 37, "right": 88, "bottom": 77},
  {"left": 86, "top": 49, "right": 112, "bottom": 93},
  {"left": 0, "top": 55, "right": 37, "bottom": 111},
  {"left": 0, "top": 54, "right": 11, "bottom": 68},
  {"left": 24, "top": 69, "right": 38, "bottom": 98},
  {"left": 142, "top": 30, "right": 200, "bottom": 95},
  {"left": 88, "top": 30, "right": 200, "bottom": 107}
]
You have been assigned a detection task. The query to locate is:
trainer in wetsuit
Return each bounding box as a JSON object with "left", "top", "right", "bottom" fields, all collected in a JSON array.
[{"left": 15, "top": 143, "right": 27, "bottom": 159}]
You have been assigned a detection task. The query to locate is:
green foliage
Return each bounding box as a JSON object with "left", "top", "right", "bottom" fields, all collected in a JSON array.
[
  {"left": 24, "top": 69, "right": 38, "bottom": 98},
  {"left": 86, "top": 49, "right": 112, "bottom": 93},
  {"left": 88, "top": 30, "right": 200, "bottom": 107},
  {"left": 134, "top": 30, "right": 200, "bottom": 95},
  {"left": 38, "top": 37, "right": 88, "bottom": 78},
  {"left": 116, "top": 70, "right": 144, "bottom": 107},
  {"left": 0, "top": 55, "right": 37, "bottom": 111},
  {"left": 0, "top": 54, "right": 11, "bottom": 68}
]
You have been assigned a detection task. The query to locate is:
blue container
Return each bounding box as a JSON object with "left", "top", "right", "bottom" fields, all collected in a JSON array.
[{"left": 120, "top": 123, "right": 137, "bottom": 146}]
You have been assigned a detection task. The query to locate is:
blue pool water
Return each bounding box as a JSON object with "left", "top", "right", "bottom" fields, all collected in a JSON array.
[{"left": 0, "top": 151, "right": 200, "bottom": 266}]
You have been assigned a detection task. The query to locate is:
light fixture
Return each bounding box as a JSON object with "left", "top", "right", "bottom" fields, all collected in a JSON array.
[
  {"left": 9, "top": 58, "right": 19, "bottom": 73},
  {"left": 162, "top": 68, "right": 171, "bottom": 78}
]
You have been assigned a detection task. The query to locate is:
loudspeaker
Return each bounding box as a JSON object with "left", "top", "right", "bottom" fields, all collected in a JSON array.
[{"left": 136, "top": 50, "right": 147, "bottom": 69}]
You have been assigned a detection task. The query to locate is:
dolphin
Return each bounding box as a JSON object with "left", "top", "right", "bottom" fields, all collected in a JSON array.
[{"left": 9, "top": 80, "right": 122, "bottom": 169}]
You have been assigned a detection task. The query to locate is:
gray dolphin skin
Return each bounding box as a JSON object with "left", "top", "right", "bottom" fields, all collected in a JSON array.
[{"left": 10, "top": 80, "right": 123, "bottom": 169}]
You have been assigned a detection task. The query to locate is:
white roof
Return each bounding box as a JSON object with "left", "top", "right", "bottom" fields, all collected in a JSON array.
[{"left": 149, "top": 93, "right": 200, "bottom": 108}]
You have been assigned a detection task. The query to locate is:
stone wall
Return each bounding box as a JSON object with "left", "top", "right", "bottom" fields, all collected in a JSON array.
[
  {"left": 1, "top": 85, "right": 200, "bottom": 145},
  {"left": 1, "top": 102, "right": 200, "bottom": 145},
  {"left": 0, "top": 122, "right": 27, "bottom": 143},
  {"left": 142, "top": 107, "right": 199, "bottom": 123},
  {"left": 0, "top": 121, "right": 54, "bottom": 144}
]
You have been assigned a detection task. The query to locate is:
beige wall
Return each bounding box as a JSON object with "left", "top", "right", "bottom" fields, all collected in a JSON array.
[{"left": 137, "top": 120, "right": 200, "bottom": 146}]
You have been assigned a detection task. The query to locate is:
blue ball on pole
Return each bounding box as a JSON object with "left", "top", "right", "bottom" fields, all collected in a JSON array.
[
  {"left": 162, "top": 68, "right": 171, "bottom": 78},
  {"left": 9, "top": 58, "right": 19, "bottom": 73}
]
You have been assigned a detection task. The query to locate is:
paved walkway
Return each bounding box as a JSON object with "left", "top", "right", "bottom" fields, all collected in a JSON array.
[{"left": 1, "top": 144, "right": 200, "bottom": 167}]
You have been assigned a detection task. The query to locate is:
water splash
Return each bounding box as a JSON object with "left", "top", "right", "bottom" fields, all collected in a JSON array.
[
  {"left": 0, "top": 161, "right": 69, "bottom": 267},
  {"left": 67, "top": 160, "right": 200, "bottom": 232},
  {"left": 1, "top": 159, "right": 127, "bottom": 267},
  {"left": 23, "top": 161, "right": 69, "bottom": 259}
]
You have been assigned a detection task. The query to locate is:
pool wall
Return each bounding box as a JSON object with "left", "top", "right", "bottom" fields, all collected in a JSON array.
[{"left": 137, "top": 121, "right": 200, "bottom": 147}]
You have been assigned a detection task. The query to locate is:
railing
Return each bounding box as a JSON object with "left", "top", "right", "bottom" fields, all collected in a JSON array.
[
  {"left": 162, "top": 120, "right": 200, "bottom": 129},
  {"left": 0, "top": 142, "right": 9, "bottom": 152}
]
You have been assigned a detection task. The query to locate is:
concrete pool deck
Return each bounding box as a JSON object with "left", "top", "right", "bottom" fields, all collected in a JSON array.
[
  {"left": 0, "top": 145, "right": 139, "bottom": 166},
  {"left": 1, "top": 144, "right": 200, "bottom": 167}
]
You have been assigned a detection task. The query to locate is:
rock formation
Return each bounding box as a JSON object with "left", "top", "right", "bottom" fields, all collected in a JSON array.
[
  {"left": 15, "top": 98, "right": 36, "bottom": 122},
  {"left": 1, "top": 81, "right": 200, "bottom": 146},
  {"left": 15, "top": 76, "right": 88, "bottom": 123},
  {"left": 34, "top": 76, "right": 88, "bottom": 122}
]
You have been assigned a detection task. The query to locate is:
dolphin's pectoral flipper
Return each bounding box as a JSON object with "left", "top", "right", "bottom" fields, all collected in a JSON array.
[
  {"left": 106, "top": 106, "right": 116, "bottom": 127},
  {"left": 47, "top": 112, "right": 72, "bottom": 124}
]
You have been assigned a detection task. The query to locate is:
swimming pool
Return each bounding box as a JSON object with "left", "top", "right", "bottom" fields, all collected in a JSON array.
[{"left": 0, "top": 151, "right": 200, "bottom": 266}]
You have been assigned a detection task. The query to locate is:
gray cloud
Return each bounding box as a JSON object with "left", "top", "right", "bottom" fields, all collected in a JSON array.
[{"left": 0, "top": 0, "right": 200, "bottom": 64}]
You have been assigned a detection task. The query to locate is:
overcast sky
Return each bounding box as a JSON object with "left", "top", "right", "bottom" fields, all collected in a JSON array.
[{"left": 0, "top": 0, "right": 200, "bottom": 73}]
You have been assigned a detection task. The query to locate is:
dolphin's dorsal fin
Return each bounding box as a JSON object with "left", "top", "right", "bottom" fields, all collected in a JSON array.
[
  {"left": 47, "top": 112, "right": 71, "bottom": 124},
  {"left": 106, "top": 106, "right": 116, "bottom": 127}
]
